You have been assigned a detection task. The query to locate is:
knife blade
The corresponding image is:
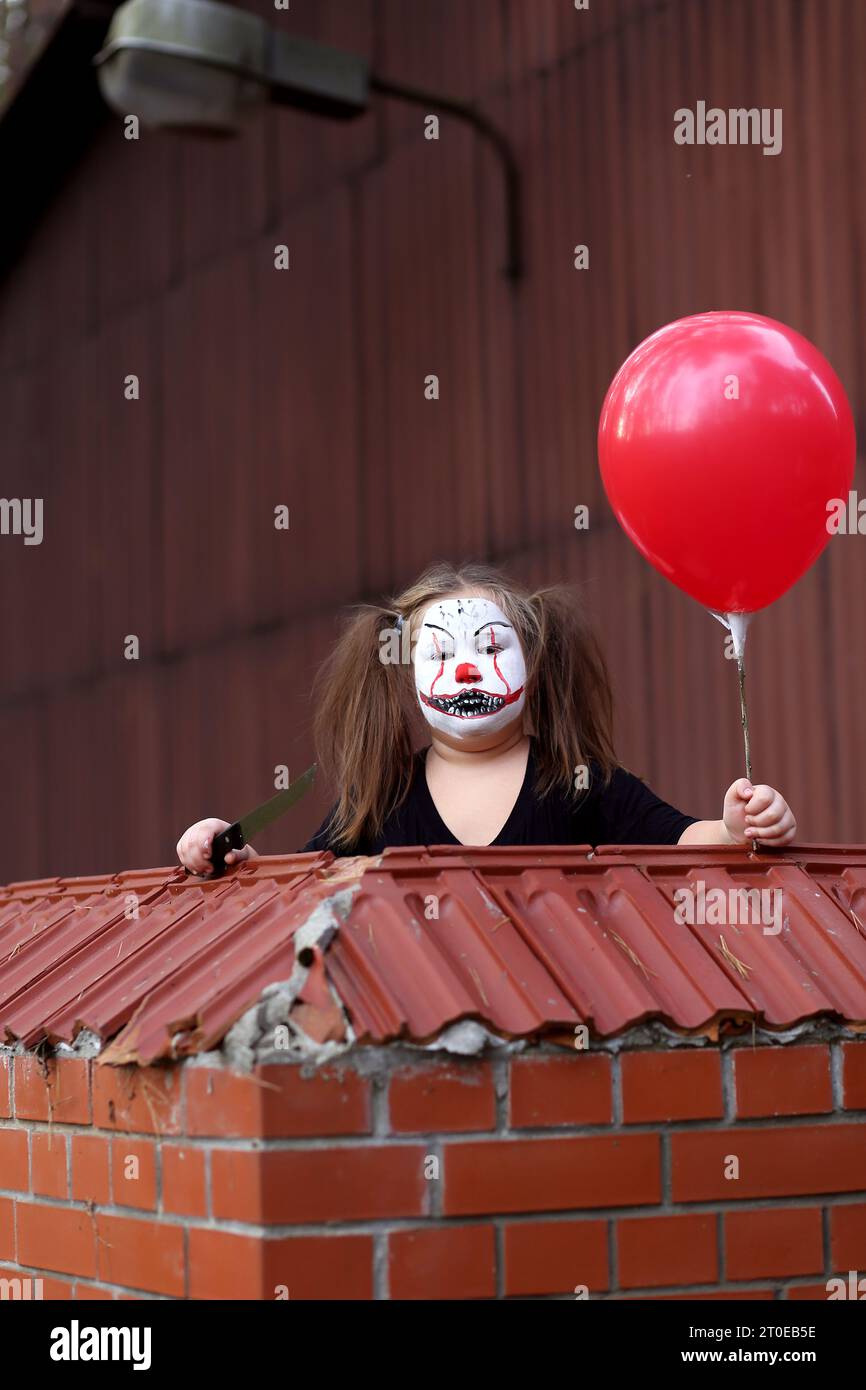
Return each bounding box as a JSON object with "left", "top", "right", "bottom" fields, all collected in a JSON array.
[{"left": 208, "top": 765, "right": 317, "bottom": 879}]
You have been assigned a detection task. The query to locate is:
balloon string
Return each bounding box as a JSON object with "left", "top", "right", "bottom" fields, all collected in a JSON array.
[
  {"left": 736, "top": 650, "right": 762, "bottom": 851},
  {"left": 737, "top": 653, "right": 752, "bottom": 783}
]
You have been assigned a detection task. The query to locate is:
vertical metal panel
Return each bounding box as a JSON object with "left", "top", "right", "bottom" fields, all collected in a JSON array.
[
  {"left": 256, "top": 188, "right": 364, "bottom": 618},
  {"left": 91, "top": 304, "right": 162, "bottom": 673},
  {"left": 470, "top": 85, "right": 524, "bottom": 558},
  {"left": 1, "top": 0, "right": 865, "bottom": 881},
  {"left": 272, "top": 0, "right": 377, "bottom": 202},
  {"left": 177, "top": 122, "right": 270, "bottom": 274},
  {"left": 87, "top": 129, "right": 180, "bottom": 324},
  {"left": 160, "top": 246, "right": 259, "bottom": 650},
  {"left": 0, "top": 703, "right": 43, "bottom": 876},
  {"left": 0, "top": 167, "right": 90, "bottom": 371}
]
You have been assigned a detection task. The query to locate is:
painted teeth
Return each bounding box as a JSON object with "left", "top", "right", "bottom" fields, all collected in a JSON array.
[{"left": 429, "top": 693, "right": 506, "bottom": 717}]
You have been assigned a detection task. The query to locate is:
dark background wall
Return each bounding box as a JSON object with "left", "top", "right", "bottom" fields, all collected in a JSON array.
[{"left": 1, "top": 0, "right": 864, "bottom": 881}]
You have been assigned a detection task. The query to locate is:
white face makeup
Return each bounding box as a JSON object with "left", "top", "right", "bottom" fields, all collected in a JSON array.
[{"left": 413, "top": 596, "right": 527, "bottom": 739}]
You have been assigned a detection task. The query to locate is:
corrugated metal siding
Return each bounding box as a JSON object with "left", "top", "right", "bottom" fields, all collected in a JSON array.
[{"left": 0, "top": 0, "right": 864, "bottom": 880}]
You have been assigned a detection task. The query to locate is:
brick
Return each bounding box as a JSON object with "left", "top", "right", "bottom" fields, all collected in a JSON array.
[
  {"left": 76, "top": 1284, "right": 115, "bottom": 1300},
  {"left": 390, "top": 1062, "right": 495, "bottom": 1134},
  {"left": 0, "top": 1127, "right": 29, "bottom": 1191},
  {"left": 830, "top": 1202, "right": 866, "bottom": 1269},
  {"left": 263, "top": 1234, "right": 374, "bottom": 1301},
  {"left": 96, "top": 1214, "right": 184, "bottom": 1297},
  {"left": 644, "top": 1289, "right": 775, "bottom": 1301},
  {"left": 443, "top": 1134, "right": 660, "bottom": 1216},
  {"left": 17, "top": 1203, "right": 96, "bottom": 1279},
  {"left": 785, "top": 1282, "right": 835, "bottom": 1300},
  {"left": 187, "top": 1227, "right": 374, "bottom": 1300},
  {"left": 0, "top": 1058, "right": 10, "bottom": 1118},
  {"left": 620, "top": 1050, "right": 722, "bottom": 1123},
  {"left": 734, "top": 1045, "right": 832, "bottom": 1118},
  {"left": 14, "top": 1056, "right": 90, "bottom": 1125},
  {"left": 31, "top": 1132, "right": 68, "bottom": 1199},
  {"left": 92, "top": 1064, "right": 182, "bottom": 1136},
  {"left": 504, "top": 1218, "right": 608, "bottom": 1296},
  {"left": 111, "top": 1138, "right": 156, "bottom": 1210},
  {"left": 71, "top": 1134, "right": 111, "bottom": 1204},
  {"left": 211, "top": 1145, "right": 428, "bottom": 1224},
  {"left": 162, "top": 1144, "right": 207, "bottom": 1217},
  {"left": 842, "top": 1041, "right": 866, "bottom": 1109},
  {"left": 185, "top": 1068, "right": 261, "bottom": 1136},
  {"left": 725, "top": 1207, "right": 823, "bottom": 1280},
  {"left": 618, "top": 1213, "right": 717, "bottom": 1289},
  {"left": 186, "top": 1063, "right": 371, "bottom": 1138},
  {"left": 389, "top": 1225, "right": 495, "bottom": 1299},
  {"left": 0, "top": 1266, "right": 73, "bottom": 1299},
  {"left": 671, "top": 1124, "right": 866, "bottom": 1201},
  {"left": 510, "top": 1055, "right": 611, "bottom": 1128},
  {"left": 187, "top": 1228, "right": 265, "bottom": 1299},
  {"left": 0, "top": 1197, "right": 14, "bottom": 1261},
  {"left": 38, "top": 1275, "right": 76, "bottom": 1299}
]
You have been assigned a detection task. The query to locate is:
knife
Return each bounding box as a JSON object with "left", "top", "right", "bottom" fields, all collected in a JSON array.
[{"left": 207, "top": 765, "right": 317, "bottom": 879}]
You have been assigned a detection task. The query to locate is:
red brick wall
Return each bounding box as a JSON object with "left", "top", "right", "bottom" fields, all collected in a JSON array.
[{"left": 1, "top": 1041, "right": 865, "bottom": 1300}]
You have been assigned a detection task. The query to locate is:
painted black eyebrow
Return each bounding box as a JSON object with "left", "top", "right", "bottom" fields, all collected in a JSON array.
[{"left": 422, "top": 620, "right": 511, "bottom": 637}]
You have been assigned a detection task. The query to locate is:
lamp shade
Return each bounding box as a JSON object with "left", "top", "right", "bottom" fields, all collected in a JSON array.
[
  {"left": 94, "top": 0, "right": 370, "bottom": 131},
  {"left": 94, "top": 0, "right": 268, "bottom": 133}
]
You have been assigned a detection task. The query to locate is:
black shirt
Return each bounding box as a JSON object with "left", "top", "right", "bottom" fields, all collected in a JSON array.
[{"left": 302, "top": 741, "right": 697, "bottom": 855}]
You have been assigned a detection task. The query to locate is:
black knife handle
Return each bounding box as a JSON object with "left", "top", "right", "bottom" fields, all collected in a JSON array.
[{"left": 210, "top": 822, "right": 245, "bottom": 879}]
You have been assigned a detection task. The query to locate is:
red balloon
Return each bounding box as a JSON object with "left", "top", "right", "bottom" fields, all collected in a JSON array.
[{"left": 598, "top": 311, "right": 856, "bottom": 614}]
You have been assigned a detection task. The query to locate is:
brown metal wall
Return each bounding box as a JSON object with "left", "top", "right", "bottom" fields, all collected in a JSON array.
[{"left": 0, "top": 0, "right": 864, "bottom": 881}]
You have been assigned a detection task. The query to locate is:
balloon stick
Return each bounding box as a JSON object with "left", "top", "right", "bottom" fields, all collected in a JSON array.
[
  {"left": 709, "top": 610, "right": 754, "bottom": 782},
  {"left": 737, "top": 652, "right": 752, "bottom": 783}
]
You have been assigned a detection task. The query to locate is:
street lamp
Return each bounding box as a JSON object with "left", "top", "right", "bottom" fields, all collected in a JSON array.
[{"left": 93, "top": 0, "right": 523, "bottom": 280}]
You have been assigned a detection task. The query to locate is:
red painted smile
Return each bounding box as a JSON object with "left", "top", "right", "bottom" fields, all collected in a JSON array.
[{"left": 420, "top": 687, "right": 524, "bottom": 719}]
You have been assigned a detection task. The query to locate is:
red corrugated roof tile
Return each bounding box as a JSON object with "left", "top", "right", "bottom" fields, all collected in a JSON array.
[{"left": 1, "top": 845, "right": 865, "bottom": 1064}]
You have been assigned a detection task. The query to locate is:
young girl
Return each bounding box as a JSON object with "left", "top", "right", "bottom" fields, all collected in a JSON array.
[{"left": 176, "top": 561, "right": 796, "bottom": 872}]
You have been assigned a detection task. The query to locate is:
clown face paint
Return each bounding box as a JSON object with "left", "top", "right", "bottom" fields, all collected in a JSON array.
[{"left": 413, "top": 597, "right": 527, "bottom": 739}]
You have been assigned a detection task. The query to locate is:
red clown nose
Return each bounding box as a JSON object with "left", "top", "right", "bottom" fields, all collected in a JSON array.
[{"left": 455, "top": 662, "right": 482, "bottom": 683}]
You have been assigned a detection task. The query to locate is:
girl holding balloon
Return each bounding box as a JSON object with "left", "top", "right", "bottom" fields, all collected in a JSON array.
[
  {"left": 177, "top": 309, "right": 857, "bottom": 870},
  {"left": 177, "top": 558, "right": 796, "bottom": 869}
]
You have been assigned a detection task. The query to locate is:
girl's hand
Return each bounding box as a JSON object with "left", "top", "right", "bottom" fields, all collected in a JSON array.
[
  {"left": 176, "top": 818, "right": 255, "bottom": 876},
  {"left": 723, "top": 779, "right": 797, "bottom": 847}
]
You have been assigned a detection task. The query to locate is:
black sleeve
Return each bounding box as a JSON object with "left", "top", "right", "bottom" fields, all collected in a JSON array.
[{"left": 592, "top": 766, "right": 698, "bottom": 846}]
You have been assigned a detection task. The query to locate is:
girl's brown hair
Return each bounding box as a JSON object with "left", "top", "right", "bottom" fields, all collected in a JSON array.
[{"left": 312, "top": 561, "right": 617, "bottom": 847}]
